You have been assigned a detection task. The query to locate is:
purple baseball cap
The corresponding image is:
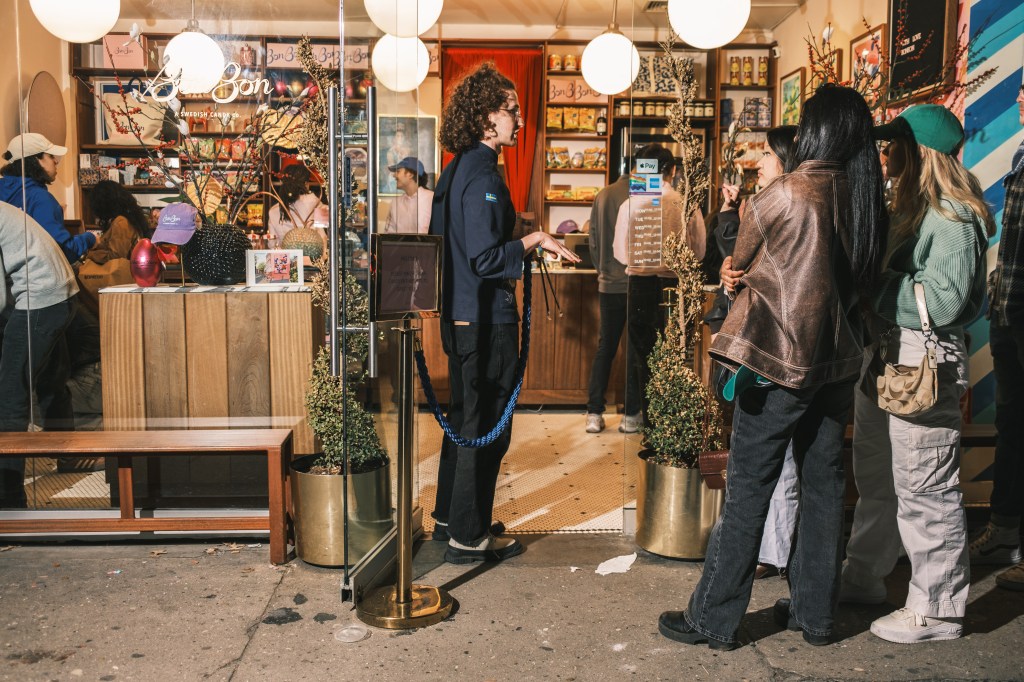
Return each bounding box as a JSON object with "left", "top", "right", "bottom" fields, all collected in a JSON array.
[
  {"left": 152, "top": 203, "right": 198, "bottom": 245},
  {"left": 556, "top": 219, "right": 579, "bottom": 235}
]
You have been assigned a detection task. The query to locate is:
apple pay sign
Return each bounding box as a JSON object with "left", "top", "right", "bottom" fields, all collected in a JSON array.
[{"left": 635, "top": 158, "right": 658, "bottom": 174}]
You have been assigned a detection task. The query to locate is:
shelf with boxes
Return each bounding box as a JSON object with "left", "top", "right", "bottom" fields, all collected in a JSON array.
[
  {"left": 542, "top": 43, "right": 610, "bottom": 235},
  {"left": 716, "top": 43, "right": 777, "bottom": 200},
  {"left": 70, "top": 32, "right": 372, "bottom": 233}
]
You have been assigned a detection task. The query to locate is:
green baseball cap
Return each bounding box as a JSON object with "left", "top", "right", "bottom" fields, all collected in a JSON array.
[{"left": 873, "top": 104, "right": 964, "bottom": 154}]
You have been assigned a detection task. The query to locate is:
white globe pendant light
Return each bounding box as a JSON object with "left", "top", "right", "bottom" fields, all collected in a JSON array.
[
  {"left": 29, "top": 0, "right": 120, "bottom": 43},
  {"left": 365, "top": 0, "right": 443, "bottom": 37},
  {"left": 372, "top": 35, "right": 430, "bottom": 92},
  {"left": 162, "top": 1, "right": 225, "bottom": 95},
  {"left": 582, "top": 31, "right": 640, "bottom": 96},
  {"left": 668, "top": 0, "right": 751, "bottom": 50},
  {"left": 581, "top": 0, "right": 640, "bottom": 96}
]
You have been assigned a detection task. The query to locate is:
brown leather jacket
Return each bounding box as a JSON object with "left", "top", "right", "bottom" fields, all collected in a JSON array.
[{"left": 710, "top": 160, "right": 864, "bottom": 389}]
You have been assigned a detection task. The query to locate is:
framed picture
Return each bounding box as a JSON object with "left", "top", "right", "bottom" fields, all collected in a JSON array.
[
  {"left": 779, "top": 68, "right": 805, "bottom": 127},
  {"left": 886, "top": 0, "right": 957, "bottom": 101},
  {"left": 246, "top": 249, "right": 304, "bottom": 287},
  {"left": 377, "top": 115, "right": 438, "bottom": 196},
  {"left": 850, "top": 24, "right": 887, "bottom": 87}
]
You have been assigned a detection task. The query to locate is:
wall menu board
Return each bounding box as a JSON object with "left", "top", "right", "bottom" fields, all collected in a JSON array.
[{"left": 886, "top": 0, "right": 957, "bottom": 98}]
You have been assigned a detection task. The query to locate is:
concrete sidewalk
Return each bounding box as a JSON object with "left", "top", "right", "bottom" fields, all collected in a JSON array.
[{"left": 1, "top": 534, "right": 1021, "bottom": 681}]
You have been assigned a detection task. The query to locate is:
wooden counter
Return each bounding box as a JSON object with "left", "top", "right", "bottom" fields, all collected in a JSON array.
[
  {"left": 99, "top": 284, "right": 323, "bottom": 505},
  {"left": 417, "top": 269, "right": 628, "bottom": 406}
]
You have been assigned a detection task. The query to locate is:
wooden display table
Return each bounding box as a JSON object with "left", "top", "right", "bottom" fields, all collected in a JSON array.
[{"left": 98, "top": 284, "right": 323, "bottom": 505}]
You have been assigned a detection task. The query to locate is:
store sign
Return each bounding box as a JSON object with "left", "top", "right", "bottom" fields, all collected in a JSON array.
[
  {"left": 144, "top": 62, "right": 273, "bottom": 104},
  {"left": 267, "top": 41, "right": 346, "bottom": 69}
]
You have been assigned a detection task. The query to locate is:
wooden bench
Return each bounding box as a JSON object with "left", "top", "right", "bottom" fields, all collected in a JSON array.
[{"left": 0, "top": 429, "right": 294, "bottom": 564}]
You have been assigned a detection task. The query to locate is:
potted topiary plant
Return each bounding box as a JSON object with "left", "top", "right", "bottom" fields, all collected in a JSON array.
[
  {"left": 290, "top": 261, "right": 392, "bottom": 567},
  {"left": 634, "top": 232, "right": 725, "bottom": 560}
]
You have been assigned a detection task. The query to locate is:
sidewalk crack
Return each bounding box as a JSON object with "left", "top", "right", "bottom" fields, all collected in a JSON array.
[{"left": 205, "top": 569, "right": 288, "bottom": 680}]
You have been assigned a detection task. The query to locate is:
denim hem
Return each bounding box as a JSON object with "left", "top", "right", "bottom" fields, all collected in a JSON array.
[
  {"left": 790, "top": 613, "right": 831, "bottom": 638},
  {"left": 683, "top": 610, "right": 735, "bottom": 644}
]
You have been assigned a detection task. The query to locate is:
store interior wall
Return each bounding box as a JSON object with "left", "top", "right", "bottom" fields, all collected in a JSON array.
[
  {"left": 1, "top": 2, "right": 78, "bottom": 217},
  {"left": 772, "top": 0, "right": 888, "bottom": 117}
]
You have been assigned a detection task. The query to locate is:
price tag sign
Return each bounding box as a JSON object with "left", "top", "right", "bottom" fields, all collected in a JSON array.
[{"left": 635, "top": 158, "right": 658, "bottom": 174}]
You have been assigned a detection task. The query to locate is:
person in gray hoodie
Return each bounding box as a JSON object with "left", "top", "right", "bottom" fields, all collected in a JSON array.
[{"left": 0, "top": 202, "right": 79, "bottom": 507}]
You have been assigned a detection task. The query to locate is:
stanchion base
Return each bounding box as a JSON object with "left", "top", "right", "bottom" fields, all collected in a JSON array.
[{"left": 356, "top": 584, "right": 454, "bottom": 629}]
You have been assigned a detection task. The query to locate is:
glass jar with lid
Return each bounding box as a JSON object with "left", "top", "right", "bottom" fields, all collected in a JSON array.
[{"left": 644, "top": 101, "right": 656, "bottom": 116}]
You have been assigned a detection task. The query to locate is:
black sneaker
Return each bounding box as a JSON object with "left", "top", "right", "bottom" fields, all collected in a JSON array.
[
  {"left": 432, "top": 521, "right": 506, "bottom": 542},
  {"left": 657, "top": 611, "right": 739, "bottom": 651},
  {"left": 773, "top": 599, "right": 830, "bottom": 646},
  {"left": 444, "top": 536, "right": 525, "bottom": 565}
]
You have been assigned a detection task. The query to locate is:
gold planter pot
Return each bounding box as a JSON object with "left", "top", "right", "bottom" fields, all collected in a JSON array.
[
  {"left": 290, "top": 455, "right": 392, "bottom": 567},
  {"left": 635, "top": 451, "right": 723, "bottom": 560}
]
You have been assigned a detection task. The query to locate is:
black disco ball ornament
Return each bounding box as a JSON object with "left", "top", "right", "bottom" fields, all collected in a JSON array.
[{"left": 181, "top": 224, "right": 250, "bottom": 285}]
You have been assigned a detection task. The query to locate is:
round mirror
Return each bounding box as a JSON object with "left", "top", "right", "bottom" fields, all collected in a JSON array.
[{"left": 27, "top": 71, "right": 67, "bottom": 146}]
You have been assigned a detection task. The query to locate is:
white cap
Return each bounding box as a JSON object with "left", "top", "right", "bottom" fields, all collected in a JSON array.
[{"left": 4, "top": 133, "right": 67, "bottom": 163}]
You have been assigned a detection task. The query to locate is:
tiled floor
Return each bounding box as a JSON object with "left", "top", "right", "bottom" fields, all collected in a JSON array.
[{"left": 417, "top": 410, "right": 638, "bottom": 534}]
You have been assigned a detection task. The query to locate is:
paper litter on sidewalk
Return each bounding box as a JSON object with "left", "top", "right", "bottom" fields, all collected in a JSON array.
[{"left": 595, "top": 553, "right": 637, "bottom": 576}]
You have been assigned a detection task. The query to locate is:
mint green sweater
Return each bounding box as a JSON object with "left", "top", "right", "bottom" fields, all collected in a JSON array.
[{"left": 874, "top": 198, "right": 986, "bottom": 331}]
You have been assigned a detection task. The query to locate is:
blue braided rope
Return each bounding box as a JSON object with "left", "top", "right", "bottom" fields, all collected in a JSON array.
[{"left": 415, "top": 263, "right": 532, "bottom": 449}]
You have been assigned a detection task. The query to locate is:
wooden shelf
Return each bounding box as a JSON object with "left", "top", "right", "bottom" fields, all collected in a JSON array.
[
  {"left": 544, "top": 132, "right": 608, "bottom": 140},
  {"left": 547, "top": 70, "right": 582, "bottom": 76},
  {"left": 81, "top": 184, "right": 173, "bottom": 193},
  {"left": 544, "top": 167, "right": 607, "bottom": 173},
  {"left": 79, "top": 144, "right": 160, "bottom": 152}
]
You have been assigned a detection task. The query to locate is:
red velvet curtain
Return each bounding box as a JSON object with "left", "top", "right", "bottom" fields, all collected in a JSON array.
[{"left": 440, "top": 47, "right": 543, "bottom": 212}]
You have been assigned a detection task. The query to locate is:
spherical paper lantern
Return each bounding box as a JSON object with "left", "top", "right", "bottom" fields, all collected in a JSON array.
[
  {"left": 372, "top": 35, "right": 429, "bottom": 93},
  {"left": 582, "top": 31, "right": 640, "bottom": 96},
  {"left": 29, "top": 0, "right": 119, "bottom": 43},
  {"left": 163, "top": 30, "right": 226, "bottom": 94},
  {"left": 668, "top": 0, "right": 751, "bottom": 50},
  {"left": 365, "top": 0, "right": 443, "bottom": 37}
]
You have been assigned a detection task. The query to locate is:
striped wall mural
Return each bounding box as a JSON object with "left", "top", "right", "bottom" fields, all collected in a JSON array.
[{"left": 961, "top": 0, "right": 1023, "bottom": 497}]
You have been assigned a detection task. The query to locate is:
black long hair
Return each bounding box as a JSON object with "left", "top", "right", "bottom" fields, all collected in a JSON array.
[
  {"left": 278, "top": 165, "right": 311, "bottom": 206},
  {"left": 766, "top": 125, "right": 798, "bottom": 167},
  {"left": 89, "top": 180, "right": 152, "bottom": 237},
  {"left": 0, "top": 153, "right": 52, "bottom": 185},
  {"left": 787, "top": 85, "right": 888, "bottom": 292}
]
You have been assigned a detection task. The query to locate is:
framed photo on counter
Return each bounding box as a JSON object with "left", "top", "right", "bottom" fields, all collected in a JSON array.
[{"left": 246, "top": 249, "right": 304, "bottom": 287}]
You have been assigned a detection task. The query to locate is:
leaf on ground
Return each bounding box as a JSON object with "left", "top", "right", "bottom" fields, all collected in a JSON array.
[
  {"left": 241, "top": 567, "right": 255, "bottom": 573},
  {"left": 223, "top": 542, "right": 243, "bottom": 552},
  {"left": 205, "top": 548, "right": 218, "bottom": 555},
  {"left": 149, "top": 550, "right": 167, "bottom": 557},
  {"left": 0, "top": 546, "right": 15, "bottom": 552}
]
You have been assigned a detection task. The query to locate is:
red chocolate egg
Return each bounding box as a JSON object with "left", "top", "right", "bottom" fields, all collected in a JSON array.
[{"left": 130, "top": 238, "right": 164, "bottom": 287}]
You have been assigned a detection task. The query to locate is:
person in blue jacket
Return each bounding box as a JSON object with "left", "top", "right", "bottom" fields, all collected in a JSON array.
[
  {"left": 429, "top": 63, "right": 578, "bottom": 564},
  {"left": 0, "top": 133, "right": 96, "bottom": 262}
]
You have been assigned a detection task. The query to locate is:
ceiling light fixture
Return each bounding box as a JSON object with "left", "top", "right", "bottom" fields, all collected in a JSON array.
[
  {"left": 365, "top": 0, "right": 444, "bottom": 38},
  {"left": 29, "top": 0, "right": 120, "bottom": 43},
  {"left": 372, "top": 34, "right": 430, "bottom": 92},
  {"left": 581, "top": 0, "right": 640, "bottom": 96},
  {"left": 162, "top": 0, "right": 226, "bottom": 94},
  {"left": 667, "top": 0, "right": 750, "bottom": 50}
]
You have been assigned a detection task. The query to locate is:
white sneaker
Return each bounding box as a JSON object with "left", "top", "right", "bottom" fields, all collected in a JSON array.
[
  {"left": 996, "top": 561, "right": 1024, "bottom": 592},
  {"left": 585, "top": 413, "right": 605, "bottom": 433},
  {"left": 618, "top": 413, "right": 642, "bottom": 433},
  {"left": 870, "top": 608, "right": 962, "bottom": 643},
  {"left": 838, "top": 577, "right": 887, "bottom": 605},
  {"left": 969, "top": 522, "right": 1022, "bottom": 565}
]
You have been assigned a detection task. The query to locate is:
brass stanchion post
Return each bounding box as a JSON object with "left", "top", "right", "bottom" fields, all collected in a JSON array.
[{"left": 357, "top": 320, "right": 453, "bottom": 629}]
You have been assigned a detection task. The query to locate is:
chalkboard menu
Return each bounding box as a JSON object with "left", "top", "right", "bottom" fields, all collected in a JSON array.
[{"left": 887, "top": 0, "right": 957, "bottom": 97}]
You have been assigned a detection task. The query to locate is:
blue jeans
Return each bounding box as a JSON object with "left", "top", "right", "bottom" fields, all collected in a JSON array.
[
  {"left": 684, "top": 378, "right": 855, "bottom": 643},
  {"left": 0, "top": 298, "right": 76, "bottom": 507},
  {"left": 990, "top": 323, "right": 1024, "bottom": 522},
  {"left": 433, "top": 321, "right": 519, "bottom": 545},
  {"left": 586, "top": 292, "right": 640, "bottom": 415}
]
